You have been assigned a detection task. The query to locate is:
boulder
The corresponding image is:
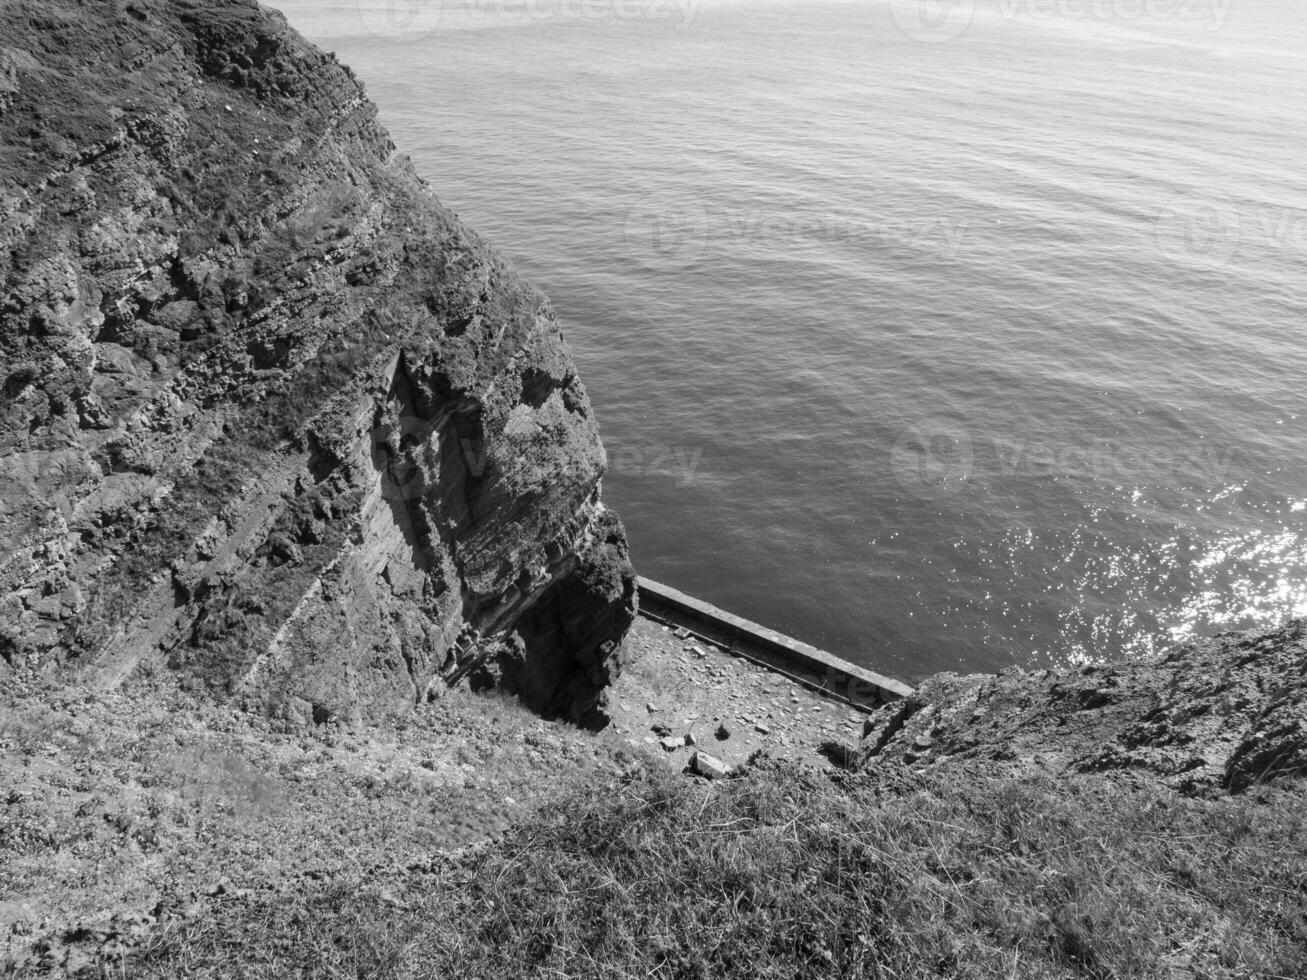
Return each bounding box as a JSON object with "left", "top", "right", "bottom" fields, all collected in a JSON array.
[{"left": 690, "top": 751, "right": 731, "bottom": 780}]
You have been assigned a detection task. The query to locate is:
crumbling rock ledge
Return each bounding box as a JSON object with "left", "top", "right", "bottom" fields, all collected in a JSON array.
[
  {"left": 0, "top": 0, "right": 636, "bottom": 724},
  {"left": 859, "top": 620, "right": 1307, "bottom": 794}
]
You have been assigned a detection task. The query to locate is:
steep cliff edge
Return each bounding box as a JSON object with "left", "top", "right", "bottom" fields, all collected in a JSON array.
[
  {"left": 859, "top": 620, "right": 1307, "bottom": 794},
  {"left": 0, "top": 0, "right": 636, "bottom": 723},
  {"left": 5, "top": 621, "right": 1302, "bottom": 977}
]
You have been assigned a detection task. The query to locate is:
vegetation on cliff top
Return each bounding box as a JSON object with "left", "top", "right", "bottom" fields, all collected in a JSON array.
[
  {"left": 8, "top": 621, "right": 1306, "bottom": 978},
  {"left": 23, "top": 759, "right": 1304, "bottom": 979}
]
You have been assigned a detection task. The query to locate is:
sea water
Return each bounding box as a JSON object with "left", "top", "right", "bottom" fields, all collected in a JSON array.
[{"left": 275, "top": 0, "right": 1307, "bottom": 680}]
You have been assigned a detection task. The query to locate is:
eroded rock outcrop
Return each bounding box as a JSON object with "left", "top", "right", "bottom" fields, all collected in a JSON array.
[
  {"left": 0, "top": 0, "right": 636, "bottom": 724},
  {"left": 859, "top": 620, "right": 1307, "bottom": 793}
]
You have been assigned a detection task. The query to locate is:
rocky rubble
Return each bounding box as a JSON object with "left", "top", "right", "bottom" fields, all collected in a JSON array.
[
  {"left": 859, "top": 620, "right": 1307, "bottom": 793},
  {"left": 0, "top": 0, "right": 635, "bottom": 723}
]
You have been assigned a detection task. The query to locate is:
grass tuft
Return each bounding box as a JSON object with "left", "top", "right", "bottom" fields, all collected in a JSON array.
[{"left": 114, "top": 759, "right": 1307, "bottom": 979}]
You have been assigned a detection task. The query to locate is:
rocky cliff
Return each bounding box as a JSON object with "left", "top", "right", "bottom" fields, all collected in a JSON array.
[
  {"left": 0, "top": 0, "right": 637, "bottom": 724},
  {"left": 859, "top": 620, "right": 1307, "bottom": 794}
]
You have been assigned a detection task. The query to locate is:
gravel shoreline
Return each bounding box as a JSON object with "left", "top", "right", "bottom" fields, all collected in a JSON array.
[{"left": 603, "top": 616, "right": 868, "bottom": 771}]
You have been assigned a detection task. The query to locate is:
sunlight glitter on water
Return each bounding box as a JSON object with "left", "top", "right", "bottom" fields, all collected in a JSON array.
[
  {"left": 278, "top": 0, "right": 1307, "bottom": 678},
  {"left": 1149, "top": 490, "right": 1307, "bottom": 652}
]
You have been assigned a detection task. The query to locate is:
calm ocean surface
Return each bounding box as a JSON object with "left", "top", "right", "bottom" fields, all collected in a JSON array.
[{"left": 278, "top": 0, "right": 1306, "bottom": 681}]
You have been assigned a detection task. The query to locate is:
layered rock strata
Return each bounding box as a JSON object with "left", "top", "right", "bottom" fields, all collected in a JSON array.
[
  {"left": 860, "top": 621, "right": 1307, "bottom": 794},
  {"left": 0, "top": 0, "right": 636, "bottom": 724}
]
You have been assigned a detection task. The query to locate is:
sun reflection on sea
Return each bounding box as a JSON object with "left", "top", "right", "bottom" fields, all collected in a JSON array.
[{"left": 1047, "top": 493, "right": 1307, "bottom": 669}]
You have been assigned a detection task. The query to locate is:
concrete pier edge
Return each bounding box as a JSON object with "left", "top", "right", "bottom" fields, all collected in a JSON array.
[{"left": 636, "top": 576, "right": 915, "bottom": 708}]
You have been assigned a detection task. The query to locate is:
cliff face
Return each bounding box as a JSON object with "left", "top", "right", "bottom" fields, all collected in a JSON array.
[
  {"left": 860, "top": 621, "right": 1307, "bottom": 794},
  {"left": 0, "top": 0, "right": 636, "bottom": 723}
]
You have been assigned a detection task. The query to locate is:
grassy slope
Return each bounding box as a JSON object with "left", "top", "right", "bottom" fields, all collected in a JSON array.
[
  {"left": 0, "top": 672, "right": 639, "bottom": 974},
  {"left": 33, "top": 761, "right": 1307, "bottom": 979},
  {"left": 0, "top": 618, "right": 867, "bottom": 975},
  {"left": 6, "top": 622, "right": 1307, "bottom": 978}
]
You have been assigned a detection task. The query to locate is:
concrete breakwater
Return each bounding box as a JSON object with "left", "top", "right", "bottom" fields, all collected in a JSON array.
[{"left": 636, "top": 577, "right": 914, "bottom": 712}]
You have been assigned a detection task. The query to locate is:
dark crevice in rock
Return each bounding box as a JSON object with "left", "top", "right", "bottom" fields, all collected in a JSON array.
[
  {"left": 395, "top": 625, "right": 423, "bottom": 705},
  {"left": 520, "top": 368, "right": 556, "bottom": 409},
  {"left": 864, "top": 698, "right": 926, "bottom": 759}
]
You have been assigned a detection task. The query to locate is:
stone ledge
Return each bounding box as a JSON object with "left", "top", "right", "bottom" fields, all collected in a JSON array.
[{"left": 637, "top": 576, "right": 914, "bottom": 708}]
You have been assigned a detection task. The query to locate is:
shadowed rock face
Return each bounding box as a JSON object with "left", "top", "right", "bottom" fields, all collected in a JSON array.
[
  {"left": 860, "top": 621, "right": 1307, "bottom": 794},
  {"left": 0, "top": 0, "right": 636, "bottom": 723}
]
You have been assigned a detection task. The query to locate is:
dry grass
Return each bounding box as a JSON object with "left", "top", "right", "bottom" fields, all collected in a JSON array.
[
  {"left": 106, "top": 758, "right": 1307, "bottom": 980},
  {"left": 0, "top": 677, "right": 642, "bottom": 975}
]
